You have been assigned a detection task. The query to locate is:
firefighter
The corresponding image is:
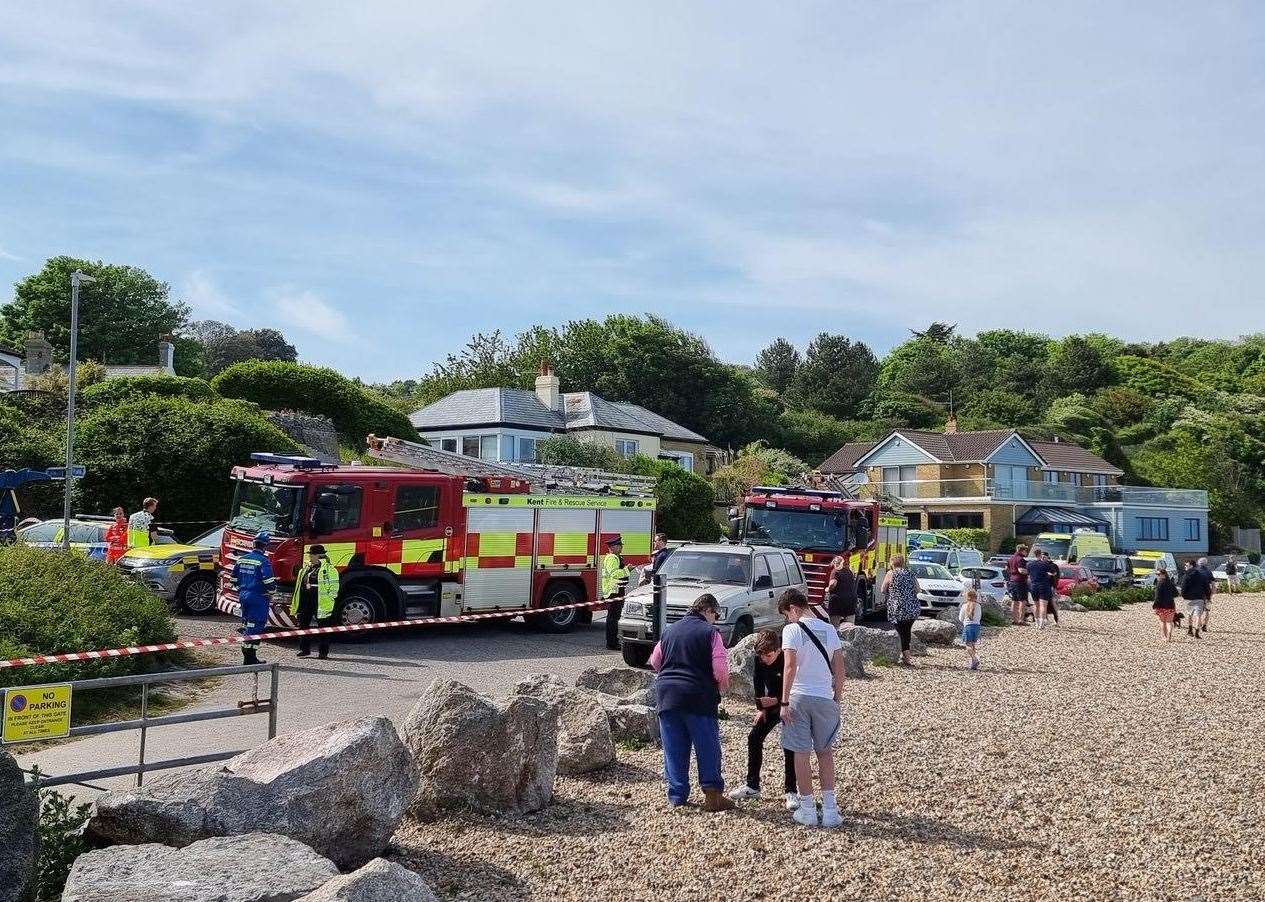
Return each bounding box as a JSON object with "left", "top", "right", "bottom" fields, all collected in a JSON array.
[
  {"left": 290, "top": 544, "right": 339, "bottom": 659},
  {"left": 602, "top": 535, "right": 631, "bottom": 650},
  {"left": 232, "top": 532, "right": 276, "bottom": 665},
  {"left": 127, "top": 497, "right": 159, "bottom": 549}
]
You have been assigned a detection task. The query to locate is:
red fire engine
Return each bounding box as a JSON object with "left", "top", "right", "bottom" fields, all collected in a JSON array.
[
  {"left": 730, "top": 485, "right": 906, "bottom": 616},
  {"left": 216, "top": 439, "right": 656, "bottom": 631}
]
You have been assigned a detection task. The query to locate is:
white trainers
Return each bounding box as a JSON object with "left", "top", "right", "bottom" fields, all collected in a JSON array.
[
  {"left": 784, "top": 792, "right": 800, "bottom": 811},
  {"left": 793, "top": 804, "right": 819, "bottom": 827},
  {"left": 820, "top": 806, "right": 843, "bottom": 828},
  {"left": 727, "top": 785, "right": 760, "bottom": 802}
]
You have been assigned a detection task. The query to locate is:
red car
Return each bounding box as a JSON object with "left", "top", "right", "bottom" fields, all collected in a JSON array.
[{"left": 1057, "top": 564, "right": 1098, "bottom": 596}]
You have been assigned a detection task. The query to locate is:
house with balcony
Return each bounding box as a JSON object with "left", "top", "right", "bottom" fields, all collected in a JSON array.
[
  {"left": 409, "top": 364, "right": 724, "bottom": 473},
  {"left": 819, "top": 423, "right": 1209, "bottom": 557}
]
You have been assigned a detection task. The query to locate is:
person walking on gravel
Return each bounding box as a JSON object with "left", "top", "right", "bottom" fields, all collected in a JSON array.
[
  {"left": 1152, "top": 567, "right": 1177, "bottom": 641},
  {"left": 825, "top": 555, "right": 857, "bottom": 627},
  {"left": 1180, "top": 558, "right": 1210, "bottom": 639},
  {"left": 1224, "top": 555, "right": 1240, "bottom": 595},
  {"left": 778, "top": 589, "right": 846, "bottom": 828},
  {"left": 880, "top": 555, "right": 920, "bottom": 666},
  {"left": 1198, "top": 557, "right": 1215, "bottom": 633},
  {"left": 728, "top": 629, "right": 798, "bottom": 810},
  {"left": 1007, "top": 544, "right": 1030, "bottom": 625},
  {"left": 649, "top": 593, "right": 735, "bottom": 812},
  {"left": 959, "top": 588, "right": 982, "bottom": 669},
  {"left": 1028, "top": 551, "right": 1057, "bottom": 629}
]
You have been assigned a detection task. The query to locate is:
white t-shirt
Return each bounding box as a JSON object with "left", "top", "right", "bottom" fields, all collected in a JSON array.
[
  {"left": 958, "top": 600, "right": 982, "bottom": 625},
  {"left": 781, "top": 616, "right": 843, "bottom": 699}
]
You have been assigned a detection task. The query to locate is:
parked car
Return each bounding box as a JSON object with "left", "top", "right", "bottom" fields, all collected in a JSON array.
[
  {"left": 1207, "top": 555, "right": 1262, "bottom": 587},
  {"left": 909, "top": 547, "right": 985, "bottom": 574},
  {"left": 987, "top": 554, "right": 1012, "bottom": 567},
  {"left": 1079, "top": 554, "right": 1134, "bottom": 589},
  {"left": 1128, "top": 551, "right": 1178, "bottom": 587},
  {"left": 907, "top": 530, "right": 957, "bottom": 551},
  {"left": 616, "top": 543, "right": 806, "bottom": 667},
  {"left": 910, "top": 560, "right": 964, "bottom": 612},
  {"left": 958, "top": 565, "right": 1009, "bottom": 603},
  {"left": 17, "top": 516, "right": 176, "bottom": 560},
  {"left": 117, "top": 525, "right": 224, "bottom": 614},
  {"left": 1056, "top": 564, "right": 1098, "bottom": 596}
]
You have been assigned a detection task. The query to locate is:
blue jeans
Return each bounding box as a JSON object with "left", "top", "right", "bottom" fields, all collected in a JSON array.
[{"left": 658, "top": 709, "right": 723, "bottom": 804}]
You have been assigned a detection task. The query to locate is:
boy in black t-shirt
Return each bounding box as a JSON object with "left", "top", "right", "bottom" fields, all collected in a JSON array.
[{"left": 727, "top": 630, "right": 798, "bottom": 810}]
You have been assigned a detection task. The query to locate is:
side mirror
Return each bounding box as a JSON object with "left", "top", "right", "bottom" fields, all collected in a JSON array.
[{"left": 753, "top": 574, "right": 773, "bottom": 590}]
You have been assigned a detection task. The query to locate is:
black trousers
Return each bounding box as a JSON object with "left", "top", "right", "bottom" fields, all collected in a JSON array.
[
  {"left": 605, "top": 598, "right": 623, "bottom": 650},
  {"left": 746, "top": 710, "right": 795, "bottom": 793},
  {"left": 894, "top": 618, "right": 915, "bottom": 653},
  {"left": 297, "top": 608, "right": 334, "bottom": 657}
]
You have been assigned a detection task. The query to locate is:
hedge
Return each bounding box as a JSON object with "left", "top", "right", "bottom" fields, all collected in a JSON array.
[
  {"left": 0, "top": 544, "right": 177, "bottom": 688},
  {"left": 213, "top": 361, "right": 418, "bottom": 447},
  {"left": 75, "top": 396, "right": 302, "bottom": 528},
  {"left": 81, "top": 374, "right": 219, "bottom": 407},
  {"left": 941, "top": 528, "right": 991, "bottom": 551},
  {"left": 1068, "top": 585, "right": 1153, "bottom": 611}
]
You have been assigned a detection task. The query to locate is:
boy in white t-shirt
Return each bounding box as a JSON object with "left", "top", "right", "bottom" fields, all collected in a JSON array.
[{"left": 778, "top": 588, "right": 846, "bottom": 828}]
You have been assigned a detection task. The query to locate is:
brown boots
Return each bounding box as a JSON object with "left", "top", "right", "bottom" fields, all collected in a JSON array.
[{"left": 702, "top": 788, "right": 737, "bottom": 812}]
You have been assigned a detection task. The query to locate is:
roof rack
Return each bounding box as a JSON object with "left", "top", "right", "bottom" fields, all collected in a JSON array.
[{"left": 365, "top": 435, "right": 657, "bottom": 497}]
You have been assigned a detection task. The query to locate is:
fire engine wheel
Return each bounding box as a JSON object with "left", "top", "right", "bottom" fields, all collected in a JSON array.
[
  {"left": 529, "top": 583, "right": 583, "bottom": 633},
  {"left": 336, "top": 585, "right": 386, "bottom": 628},
  {"left": 178, "top": 573, "right": 218, "bottom": 615}
]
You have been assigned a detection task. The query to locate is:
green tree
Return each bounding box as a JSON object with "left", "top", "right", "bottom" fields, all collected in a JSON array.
[
  {"left": 910, "top": 322, "right": 957, "bottom": 342},
  {"left": 190, "top": 321, "right": 298, "bottom": 376},
  {"left": 776, "top": 408, "right": 859, "bottom": 465},
  {"left": 1, "top": 257, "right": 189, "bottom": 365},
  {"left": 786, "top": 333, "right": 878, "bottom": 420},
  {"left": 960, "top": 389, "right": 1038, "bottom": 429},
  {"left": 876, "top": 336, "right": 961, "bottom": 401},
  {"left": 1045, "top": 336, "right": 1116, "bottom": 397},
  {"left": 754, "top": 338, "right": 801, "bottom": 394},
  {"left": 535, "top": 435, "right": 623, "bottom": 470}
]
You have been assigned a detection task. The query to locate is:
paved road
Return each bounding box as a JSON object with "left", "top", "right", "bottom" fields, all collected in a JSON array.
[{"left": 15, "top": 610, "right": 621, "bottom": 798}]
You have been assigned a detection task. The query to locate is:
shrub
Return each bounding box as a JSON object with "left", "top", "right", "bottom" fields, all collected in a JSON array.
[
  {"left": 1072, "top": 586, "right": 1152, "bottom": 611},
  {"left": 81, "top": 374, "right": 219, "bottom": 407},
  {"left": 642, "top": 461, "right": 721, "bottom": 542},
  {"left": 981, "top": 607, "right": 1008, "bottom": 627},
  {"left": 75, "top": 396, "right": 302, "bottom": 526},
  {"left": 942, "top": 528, "right": 991, "bottom": 551},
  {"left": 536, "top": 435, "right": 623, "bottom": 470},
  {"left": 33, "top": 770, "right": 92, "bottom": 902},
  {"left": 213, "top": 361, "right": 418, "bottom": 447},
  {"left": 776, "top": 408, "right": 858, "bottom": 466},
  {"left": 0, "top": 544, "right": 178, "bottom": 688}
]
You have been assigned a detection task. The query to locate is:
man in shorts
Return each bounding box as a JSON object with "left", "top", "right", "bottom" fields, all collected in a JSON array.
[
  {"left": 1006, "top": 544, "right": 1030, "bottom": 625},
  {"left": 1224, "top": 555, "right": 1239, "bottom": 594},
  {"left": 778, "top": 588, "right": 847, "bottom": 828},
  {"left": 1029, "top": 550, "right": 1058, "bottom": 629},
  {"left": 1181, "top": 558, "right": 1211, "bottom": 638}
]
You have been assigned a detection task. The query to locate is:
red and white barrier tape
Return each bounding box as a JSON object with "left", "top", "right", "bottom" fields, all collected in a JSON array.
[{"left": 0, "top": 598, "right": 609, "bottom": 670}]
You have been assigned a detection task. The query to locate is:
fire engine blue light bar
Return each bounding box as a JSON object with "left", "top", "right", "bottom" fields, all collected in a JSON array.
[{"left": 249, "top": 453, "right": 325, "bottom": 468}]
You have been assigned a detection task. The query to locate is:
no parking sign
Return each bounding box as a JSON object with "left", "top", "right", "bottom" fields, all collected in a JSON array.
[{"left": 2, "top": 683, "right": 72, "bottom": 743}]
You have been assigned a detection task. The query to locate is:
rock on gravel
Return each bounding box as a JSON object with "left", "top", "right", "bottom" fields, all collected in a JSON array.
[
  {"left": 89, "top": 717, "right": 413, "bottom": 871},
  {"left": 607, "top": 703, "right": 660, "bottom": 746},
  {"left": 297, "top": 858, "right": 437, "bottom": 902},
  {"left": 63, "top": 833, "right": 339, "bottom": 902},
  {"left": 838, "top": 640, "right": 867, "bottom": 678},
  {"left": 837, "top": 623, "right": 926, "bottom": 659},
  {"left": 405, "top": 679, "right": 558, "bottom": 817},
  {"left": 725, "top": 633, "right": 758, "bottom": 700},
  {"left": 0, "top": 750, "right": 38, "bottom": 902},
  {"left": 513, "top": 674, "right": 615, "bottom": 774},
  {"left": 912, "top": 617, "right": 959, "bottom": 646},
  {"left": 575, "top": 666, "right": 655, "bottom": 698}
]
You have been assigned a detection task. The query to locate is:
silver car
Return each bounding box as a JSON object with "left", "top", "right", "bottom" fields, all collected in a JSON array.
[{"left": 616, "top": 543, "right": 807, "bottom": 668}]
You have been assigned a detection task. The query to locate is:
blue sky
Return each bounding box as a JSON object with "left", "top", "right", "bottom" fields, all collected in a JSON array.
[{"left": 1, "top": 2, "right": 1263, "bottom": 381}]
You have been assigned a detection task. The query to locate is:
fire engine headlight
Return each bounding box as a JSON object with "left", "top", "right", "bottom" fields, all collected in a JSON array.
[{"left": 623, "top": 601, "right": 646, "bottom": 618}]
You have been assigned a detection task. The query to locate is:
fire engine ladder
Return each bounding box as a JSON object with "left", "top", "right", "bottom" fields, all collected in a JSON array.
[{"left": 365, "top": 435, "right": 656, "bottom": 497}]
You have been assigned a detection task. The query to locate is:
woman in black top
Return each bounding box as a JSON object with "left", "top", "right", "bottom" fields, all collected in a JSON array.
[
  {"left": 1152, "top": 567, "right": 1177, "bottom": 641},
  {"left": 825, "top": 555, "right": 858, "bottom": 627}
]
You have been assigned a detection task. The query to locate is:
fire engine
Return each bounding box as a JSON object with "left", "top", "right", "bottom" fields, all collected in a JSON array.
[
  {"left": 729, "top": 484, "right": 906, "bottom": 617},
  {"left": 215, "top": 436, "right": 656, "bottom": 632}
]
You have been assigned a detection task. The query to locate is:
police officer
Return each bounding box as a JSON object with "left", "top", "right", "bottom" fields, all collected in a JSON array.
[
  {"left": 602, "top": 535, "right": 631, "bottom": 650},
  {"left": 231, "top": 532, "right": 277, "bottom": 665},
  {"left": 291, "top": 544, "right": 339, "bottom": 659},
  {"left": 127, "top": 497, "right": 159, "bottom": 549}
]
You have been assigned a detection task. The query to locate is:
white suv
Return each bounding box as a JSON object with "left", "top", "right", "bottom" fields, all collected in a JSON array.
[{"left": 616, "top": 543, "right": 807, "bottom": 668}]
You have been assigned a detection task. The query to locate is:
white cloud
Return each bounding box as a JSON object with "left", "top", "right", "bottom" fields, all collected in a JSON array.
[
  {"left": 181, "top": 270, "right": 243, "bottom": 320},
  {"left": 268, "top": 287, "right": 353, "bottom": 341},
  {"left": 0, "top": 246, "right": 20, "bottom": 261}
]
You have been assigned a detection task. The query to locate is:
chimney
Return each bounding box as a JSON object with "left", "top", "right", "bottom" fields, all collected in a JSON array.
[
  {"left": 158, "top": 335, "right": 175, "bottom": 374},
  {"left": 535, "top": 360, "right": 560, "bottom": 411},
  {"left": 944, "top": 414, "right": 958, "bottom": 434},
  {"left": 25, "top": 331, "right": 52, "bottom": 376}
]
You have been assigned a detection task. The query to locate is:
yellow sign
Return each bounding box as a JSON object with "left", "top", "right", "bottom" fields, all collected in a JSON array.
[
  {"left": 463, "top": 494, "right": 656, "bottom": 510},
  {"left": 879, "top": 516, "right": 907, "bottom": 527},
  {"left": 3, "top": 683, "right": 73, "bottom": 744}
]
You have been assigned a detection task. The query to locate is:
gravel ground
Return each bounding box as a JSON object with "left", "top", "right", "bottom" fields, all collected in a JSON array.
[{"left": 394, "top": 593, "right": 1265, "bottom": 901}]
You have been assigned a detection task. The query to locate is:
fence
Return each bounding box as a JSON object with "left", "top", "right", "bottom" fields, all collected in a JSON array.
[{"left": 22, "top": 662, "right": 279, "bottom": 789}]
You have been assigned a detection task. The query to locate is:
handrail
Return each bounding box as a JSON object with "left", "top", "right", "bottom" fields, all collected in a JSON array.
[{"left": 852, "top": 477, "right": 1207, "bottom": 508}]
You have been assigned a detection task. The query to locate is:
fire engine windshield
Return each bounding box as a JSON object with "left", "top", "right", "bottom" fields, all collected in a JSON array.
[
  {"left": 229, "top": 480, "right": 305, "bottom": 537},
  {"left": 744, "top": 508, "right": 846, "bottom": 551}
]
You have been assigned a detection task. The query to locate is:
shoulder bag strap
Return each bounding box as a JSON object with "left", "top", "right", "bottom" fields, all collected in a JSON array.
[{"left": 796, "top": 621, "right": 833, "bottom": 668}]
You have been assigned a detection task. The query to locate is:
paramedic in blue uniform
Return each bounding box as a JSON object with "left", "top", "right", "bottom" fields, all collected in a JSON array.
[{"left": 231, "top": 532, "right": 277, "bottom": 665}]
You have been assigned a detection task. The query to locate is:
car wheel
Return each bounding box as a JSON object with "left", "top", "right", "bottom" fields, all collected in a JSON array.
[
  {"left": 621, "top": 641, "right": 652, "bottom": 668},
  {"left": 728, "top": 616, "right": 754, "bottom": 648},
  {"left": 178, "top": 573, "right": 218, "bottom": 615},
  {"left": 529, "top": 582, "right": 583, "bottom": 633},
  {"left": 336, "top": 584, "right": 385, "bottom": 627}
]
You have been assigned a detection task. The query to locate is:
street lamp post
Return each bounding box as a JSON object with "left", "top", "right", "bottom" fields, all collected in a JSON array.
[{"left": 63, "top": 269, "right": 95, "bottom": 551}]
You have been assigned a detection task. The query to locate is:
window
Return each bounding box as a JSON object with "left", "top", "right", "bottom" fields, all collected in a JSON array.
[
  {"left": 439, "top": 438, "right": 458, "bottom": 453},
  {"left": 19, "top": 522, "right": 59, "bottom": 542},
  {"left": 1184, "top": 518, "right": 1201, "bottom": 542},
  {"left": 1068, "top": 473, "right": 1082, "bottom": 486},
  {"left": 993, "top": 465, "right": 1027, "bottom": 498},
  {"left": 479, "top": 435, "right": 498, "bottom": 460},
  {"left": 1091, "top": 474, "right": 1108, "bottom": 488},
  {"left": 881, "top": 465, "right": 917, "bottom": 497},
  {"left": 1042, "top": 471, "right": 1058, "bottom": 484},
  {"left": 752, "top": 555, "right": 771, "bottom": 586},
  {"left": 516, "top": 437, "right": 538, "bottom": 462},
  {"left": 319, "top": 485, "right": 363, "bottom": 532},
  {"left": 70, "top": 524, "right": 104, "bottom": 544},
  {"left": 462, "top": 436, "right": 480, "bottom": 457},
  {"left": 766, "top": 552, "right": 791, "bottom": 587},
  {"left": 782, "top": 553, "right": 803, "bottom": 583},
  {"left": 615, "top": 439, "right": 639, "bottom": 458},
  {"left": 395, "top": 485, "right": 440, "bottom": 532},
  {"left": 1136, "top": 517, "right": 1169, "bottom": 542},
  {"left": 928, "top": 512, "right": 984, "bottom": 529}
]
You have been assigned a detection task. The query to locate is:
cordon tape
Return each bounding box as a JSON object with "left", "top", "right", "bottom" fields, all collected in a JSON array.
[{"left": 0, "top": 598, "right": 611, "bottom": 670}]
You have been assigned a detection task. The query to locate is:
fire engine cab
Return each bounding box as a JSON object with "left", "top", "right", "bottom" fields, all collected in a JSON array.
[
  {"left": 730, "top": 485, "right": 906, "bottom": 617},
  {"left": 216, "top": 444, "right": 655, "bottom": 632}
]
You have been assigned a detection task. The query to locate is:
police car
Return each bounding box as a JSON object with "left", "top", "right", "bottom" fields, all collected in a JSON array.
[
  {"left": 117, "top": 525, "right": 224, "bottom": 614},
  {"left": 17, "top": 516, "right": 177, "bottom": 560}
]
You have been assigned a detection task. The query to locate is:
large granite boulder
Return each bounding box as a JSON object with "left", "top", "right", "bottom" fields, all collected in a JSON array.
[
  {"left": 725, "top": 633, "right": 758, "bottom": 700},
  {"left": 912, "top": 617, "right": 959, "bottom": 646},
  {"left": 297, "top": 858, "right": 437, "bottom": 902},
  {"left": 838, "top": 640, "right": 867, "bottom": 678},
  {"left": 837, "top": 623, "right": 926, "bottom": 660},
  {"left": 88, "top": 717, "right": 414, "bottom": 871},
  {"left": 405, "top": 679, "right": 559, "bottom": 817},
  {"left": 0, "top": 750, "right": 38, "bottom": 902},
  {"left": 607, "top": 703, "right": 660, "bottom": 745},
  {"left": 513, "top": 674, "right": 614, "bottom": 774},
  {"left": 574, "top": 666, "right": 655, "bottom": 698},
  {"left": 62, "top": 833, "right": 338, "bottom": 902}
]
